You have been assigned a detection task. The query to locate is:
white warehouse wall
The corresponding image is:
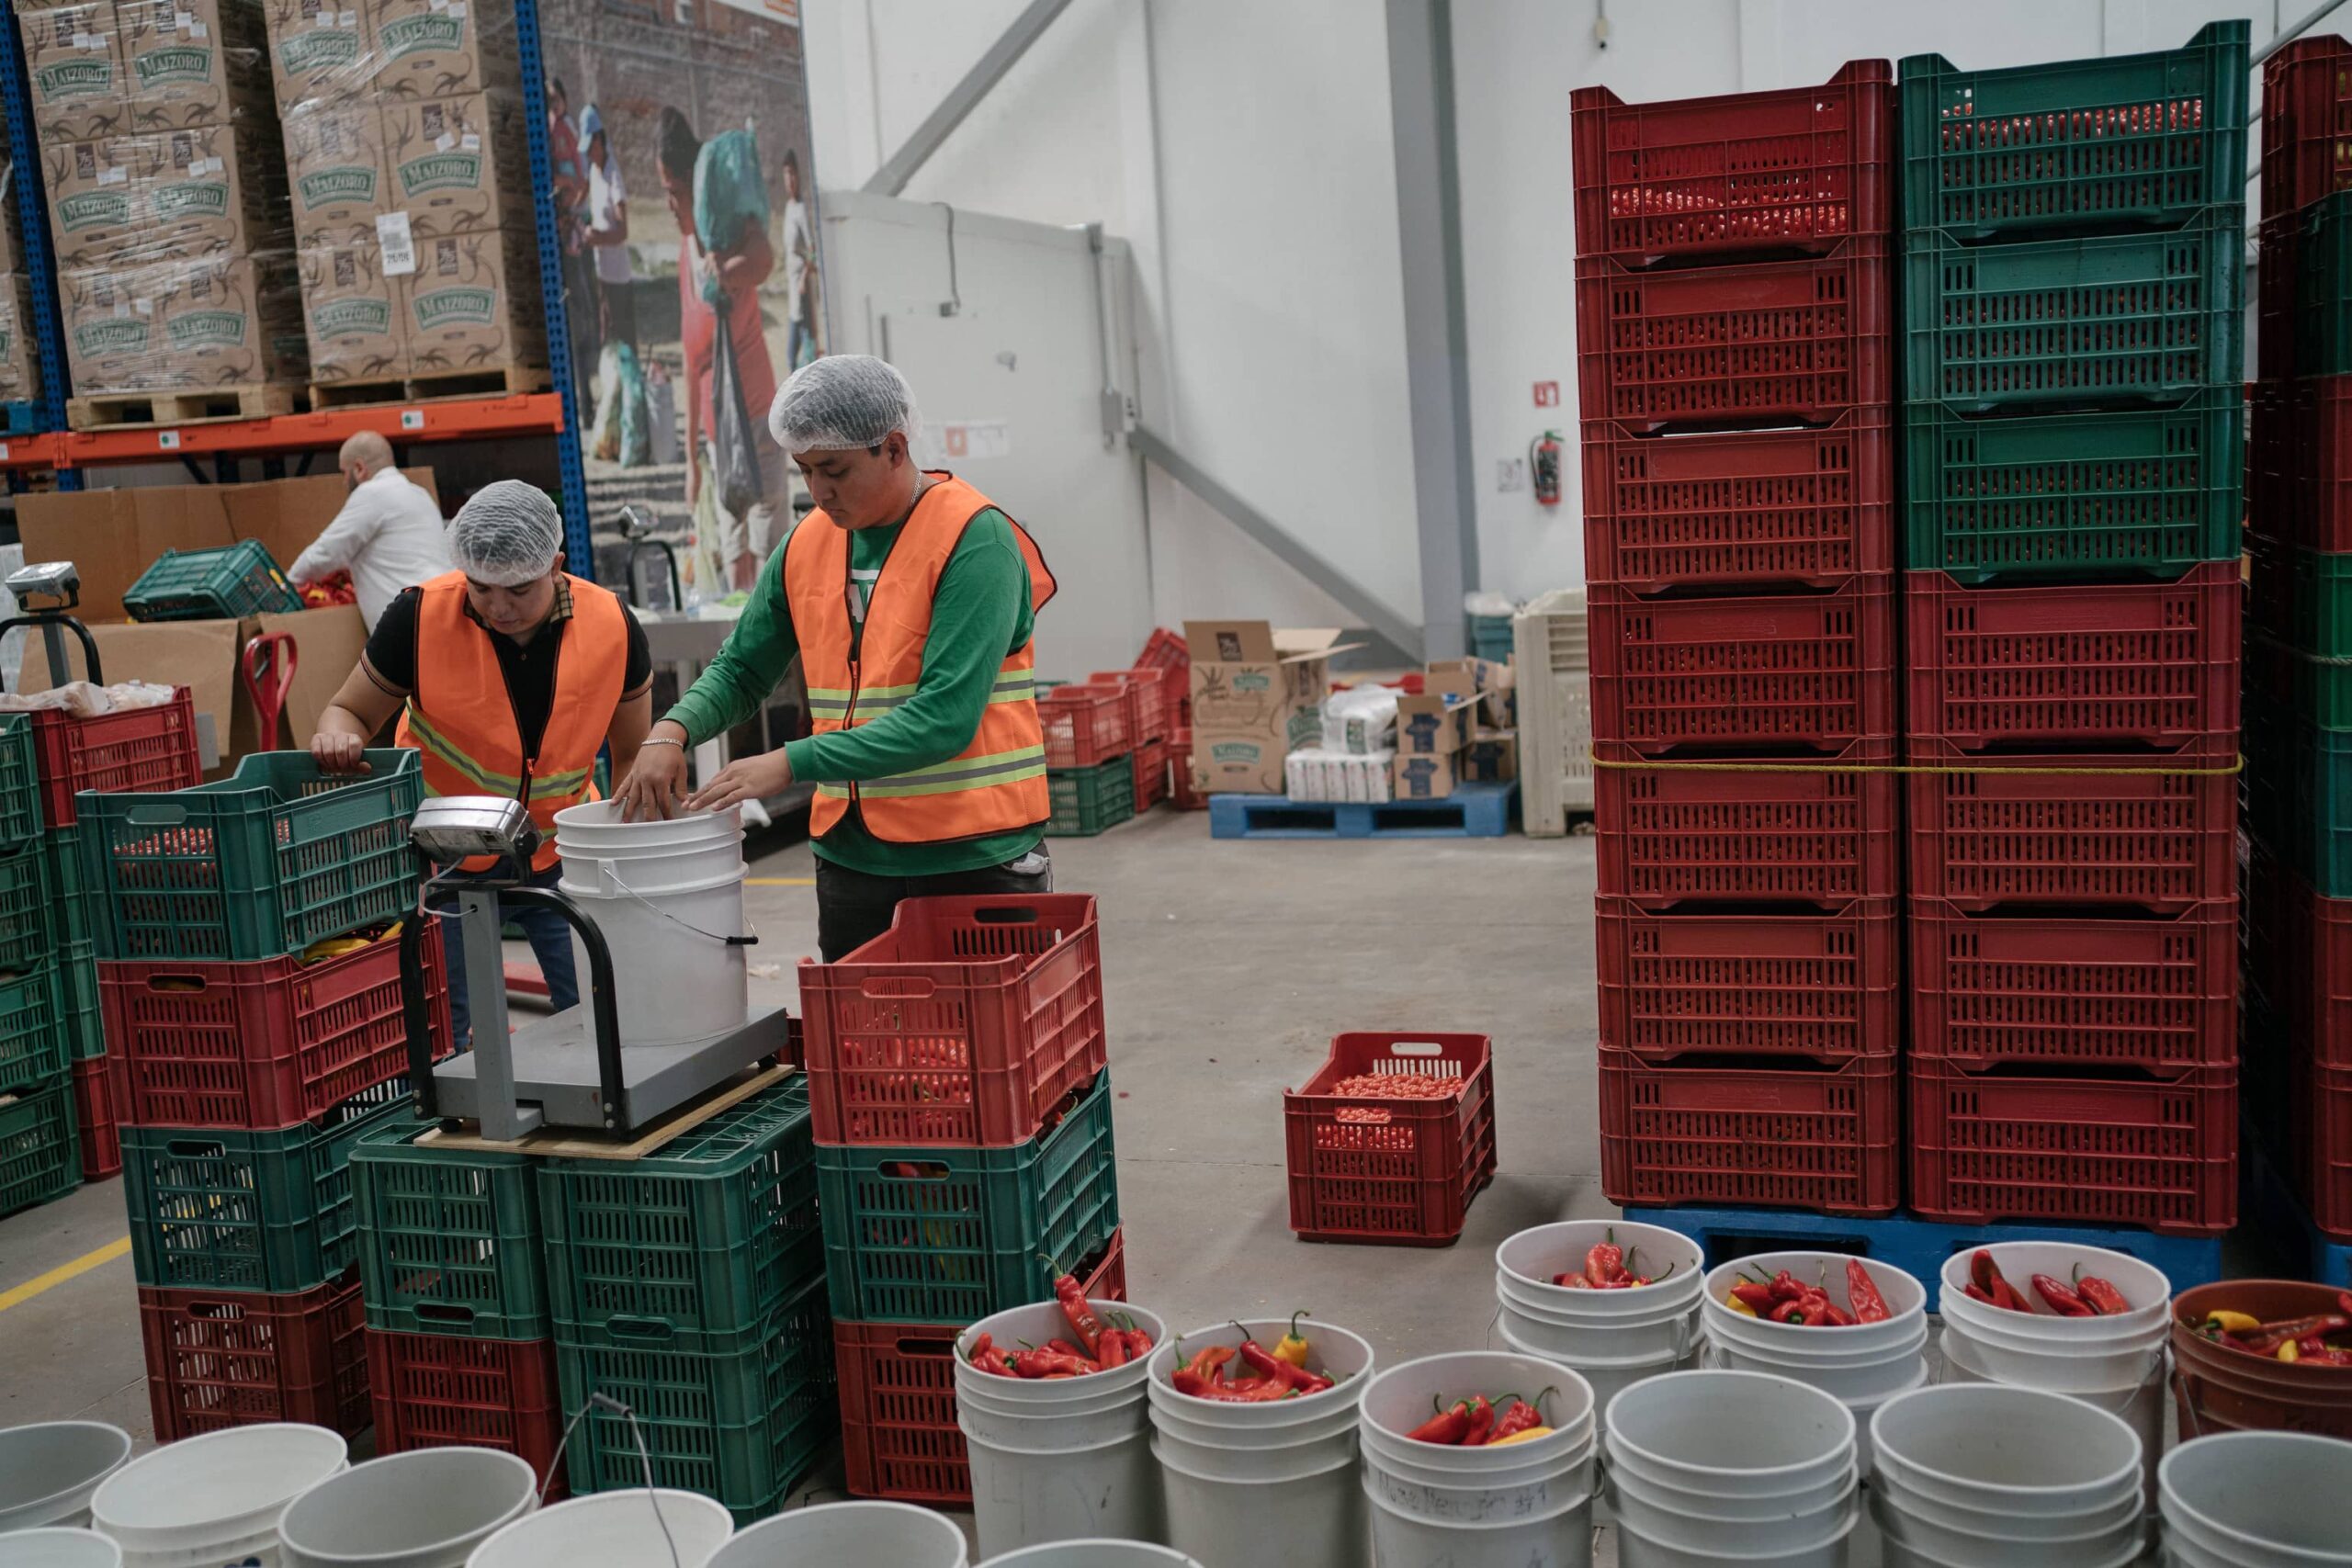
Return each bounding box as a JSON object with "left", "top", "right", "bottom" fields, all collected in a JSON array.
[{"left": 804, "top": 0, "right": 2318, "bottom": 624}]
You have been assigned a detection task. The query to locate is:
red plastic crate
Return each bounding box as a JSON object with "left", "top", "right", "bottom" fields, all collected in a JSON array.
[
  {"left": 2245, "top": 844, "right": 2352, "bottom": 1075},
  {"left": 1130, "top": 736, "right": 1168, "bottom": 812},
  {"left": 1582, "top": 412, "right": 1893, "bottom": 595},
  {"left": 1904, "top": 563, "right": 2242, "bottom": 754},
  {"left": 1598, "top": 1046, "right": 1899, "bottom": 1215},
  {"left": 1907, "top": 1060, "right": 2237, "bottom": 1235},
  {"left": 798, "top": 894, "right": 1106, "bottom": 1147},
  {"left": 1135, "top": 627, "right": 1190, "bottom": 728},
  {"left": 2295, "top": 1058, "right": 2352, "bottom": 1241},
  {"left": 1907, "top": 898, "right": 2237, "bottom": 1077},
  {"left": 1037, "top": 683, "right": 1134, "bottom": 770},
  {"left": 102, "top": 921, "right": 454, "bottom": 1131},
  {"left": 368, "top": 1328, "right": 566, "bottom": 1491},
  {"left": 1571, "top": 62, "right": 1894, "bottom": 265},
  {"left": 1596, "top": 897, "right": 1898, "bottom": 1065},
  {"left": 1589, "top": 579, "right": 1897, "bottom": 756},
  {"left": 1573, "top": 239, "right": 1893, "bottom": 434},
  {"left": 2263, "top": 35, "right": 2352, "bottom": 220},
  {"left": 1906, "top": 741, "right": 2235, "bottom": 914},
  {"left": 1091, "top": 667, "right": 1176, "bottom": 741},
  {"left": 1594, "top": 741, "right": 1902, "bottom": 909},
  {"left": 2251, "top": 376, "right": 2352, "bottom": 553},
  {"left": 71, "top": 1055, "right": 120, "bottom": 1181},
  {"left": 28, "top": 688, "right": 201, "bottom": 829},
  {"left": 141, "top": 1269, "right": 371, "bottom": 1441},
  {"left": 1283, "top": 1032, "right": 1498, "bottom": 1247},
  {"left": 836, "top": 1230, "right": 1125, "bottom": 1505}
]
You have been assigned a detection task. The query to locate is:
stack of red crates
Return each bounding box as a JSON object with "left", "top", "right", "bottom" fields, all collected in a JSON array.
[
  {"left": 1090, "top": 665, "right": 1179, "bottom": 813},
  {"left": 1135, "top": 628, "right": 1206, "bottom": 809},
  {"left": 1573, "top": 63, "right": 1901, "bottom": 1218}
]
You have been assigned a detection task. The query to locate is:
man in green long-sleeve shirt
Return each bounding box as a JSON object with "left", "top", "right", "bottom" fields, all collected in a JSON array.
[{"left": 616, "top": 356, "right": 1061, "bottom": 959}]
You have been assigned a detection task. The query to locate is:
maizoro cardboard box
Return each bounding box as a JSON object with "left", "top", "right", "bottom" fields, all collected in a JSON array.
[
  {"left": 398, "top": 227, "right": 543, "bottom": 375},
  {"left": 368, "top": 0, "right": 515, "bottom": 101},
  {"left": 61, "top": 254, "right": 306, "bottom": 392},
  {"left": 1184, "top": 621, "right": 1355, "bottom": 795},
  {"left": 300, "top": 242, "right": 404, "bottom": 383},
  {"left": 0, "top": 276, "right": 41, "bottom": 404},
  {"left": 286, "top": 98, "right": 390, "bottom": 249},
  {"left": 261, "top": 0, "right": 377, "bottom": 113},
  {"left": 45, "top": 124, "right": 289, "bottom": 270},
  {"left": 118, "top": 0, "right": 272, "bottom": 132},
  {"left": 43, "top": 136, "right": 143, "bottom": 272},
  {"left": 380, "top": 91, "right": 526, "bottom": 239},
  {"left": 22, "top": 2, "right": 128, "bottom": 144}
]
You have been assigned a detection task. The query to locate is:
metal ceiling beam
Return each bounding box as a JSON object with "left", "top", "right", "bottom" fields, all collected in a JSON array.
[
  {"left": 862, "top": 0, "right": 1078, "bottom": 197},
  {"left": 1129, "top": 423, "right": 1426, "bottom": 662}
]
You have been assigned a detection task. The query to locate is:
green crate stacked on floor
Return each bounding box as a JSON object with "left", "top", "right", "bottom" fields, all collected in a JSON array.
[
  {"left": 1039, "top": 682, "right": 1136, "bottom": 836},
  {"left": 798, "top": 893, "right": 1122, "bottom": 1505},
  {"left": 0, "top": 713, "right": 80, "bottom": 1219}
]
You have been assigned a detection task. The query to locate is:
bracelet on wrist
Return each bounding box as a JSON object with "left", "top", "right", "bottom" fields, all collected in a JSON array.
[{"left": 640, "top": 736, "right": 686, "bottom": 749}]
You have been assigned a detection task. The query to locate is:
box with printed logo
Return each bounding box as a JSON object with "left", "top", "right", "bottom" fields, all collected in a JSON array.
[
  {"left": 285, "top": 99, "right": 391, "bottom": 249},
  {"left": 62, "top": 254, "right": 306, "bottom": 392},
  {"left": 0, "top": 276, "right": 43, "bottom": 404},
  {"left": 22, "top": 3, "right": 128, "bottom": 143},
  {"left": 300, "top": 242, "right": 404, "bottom": 382},
  {"left": 367, "top": 0, "right": 515, "bottom": 102},
  {"left": 118, "top": 0, "right": 273, "bottom": 133},
  {"left": 396, "top": 227, "right": 541, "bottom": 375},
  {"left": 261, "top": 0, "right": 377, "bottom": 113},
  {"left": 44, "top": 125, "right": 290, "bottom": 271},
  {"left": 379, "top": 91, "right": 526, "bottom": 239}
]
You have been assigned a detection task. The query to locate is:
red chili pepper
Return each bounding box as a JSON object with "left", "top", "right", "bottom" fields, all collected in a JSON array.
[
  {"left": 1816, "top": 1302, "right": 1856, "bottom": 1328},
  {"left": 1046, "top": 1338, "right": 1085, "bottom": 1358},
  {"left": 1013, "top": 1348, "right": 1097, "bottom": 1378},
  {"left": 1183, "top": 1345, "right": 1235, "bottom": 1382},
  {"left": 967, "top": 1333, "right": 1015, "bottom": 1376},
  {"left": 1770, "top": 1298, "right": 1813, "bottom": 1325},
  {"left": 2074, "top": 1269, "right": 2132, "bottom": 1316},
  {"left": 1731, "top": 1282, "right": 1780, "bottom": 1313},
  {"left": 2033, "top": 1275, "right": 2096, "bottom": 1318},
  {"left": 1846, "top": 1260, "right": 1891, "bottom": 1325},
  {"left": 1585, "top": 1232, "right": 1626, "bottom": 1288},
  {"left": 1970, "top": 1250, "right": 2034, "bottom": 1314},
  {"left": 1235, "top": 1337, "right": 1292, "bottom": 1384},
  {"left": 1053, "top": 1271, "right": 1106, "bottom": 1358},
  {"left": 1963, "top": 1282, "right": 1997, "bottom": 1306},
  {"left": 1182, "top": 1375, "right": 1295, "bottom": 1404},
  {"left": 2299, "top": 1348, "right": 2352, "bottom": 1366},
  {"left": 1461, "top": 1395, "right": 1498, "bottom": 1446},
  {"left": 1096, "top": 1331, "right": 1129, "bottom": 1370},
  {"left": 1770, "top": 1270, "right": 1806, "bottom": 1302},
  {"left": 1553, "top": 1271, "right": 1591, "bottom": 1289},
  {"left": 1407, "top": 1401, "right": 1471, "bottom": 1445},
  {"left": 2247, "top": 1314, "right": 2352, "bottom": 1354}
]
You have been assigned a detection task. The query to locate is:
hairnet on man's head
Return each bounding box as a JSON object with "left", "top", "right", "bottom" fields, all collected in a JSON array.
[
  {"left": 449, "top": 480, "right": 564, "bottom": 587},
  {"left": 768, "top": 355, "right": 922, "bottom": 457}
]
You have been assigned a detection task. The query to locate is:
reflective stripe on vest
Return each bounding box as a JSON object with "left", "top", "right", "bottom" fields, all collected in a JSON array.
[
  {"left": 785, "top": 472, "right": 1058, "bottom": 845},
  {"left": 394, "top": 570, "right": 628, "bottom": 872}
]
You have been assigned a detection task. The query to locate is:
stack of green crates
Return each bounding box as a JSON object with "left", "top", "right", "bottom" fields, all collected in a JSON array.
[
  {"left": 0, "top": 715, "right": 80, "bottom": 1219},
  {"left": 1046, "top": 759, "right": 1136, "bottom": 837}
]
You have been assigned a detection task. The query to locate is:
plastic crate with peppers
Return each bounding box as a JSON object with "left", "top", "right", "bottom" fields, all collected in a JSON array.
[
  {"left": 1723, "top": 1258, "right": 1895, "bottom": 1325},
  {"left": 1959, "top": 1249, "right": 2136, "bottom": 1317},
  {"left": 1552, "top": 1226, "right": 1675, "bottom": 1290},
  {"left": 1318, "top": 1068, "right": 1466, "bottom": 1152},
  {"left": 1404, "top": 1388, "right": 1566, "bottom": 1448},
  {"left": 2185, "top": 1291, "right": 2352, "bottom": 1368},
  {"left": 1169, "top": 1314, "right": 1342, "bottom": 1403},
  {"left": 966, "top": 1267, "right": 1155, "bottom": 1379}
]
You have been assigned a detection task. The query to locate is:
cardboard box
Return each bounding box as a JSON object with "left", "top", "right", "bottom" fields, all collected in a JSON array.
[
  {"left": 1184, "top": 622, "right": 1355, "bottom": 795},
  {"left": 0, "top": 276, "right": 41, "bottom": 404},
  {"left": 42, "top": 136, "right": 144, "bottom": 272},
  {"left": 22, "top": 2, "right": 127, "bottom": 144},
  {"left": 286, "top": 98, "right": 390, "bottom": 248},
  {"left": 45, "top": 124, "right": 290, "bottom": 270},
  {"left": 17, "top": 468, "right": 439, "bottom": 621},
  {"left": 380, "top": 92, "right": 526, "bottom": 239},
  {"left": 1463, "top": 728, "right": 1518, "bottom": 784},
  {"left": 62, "top": 254, "right": 307, "bottom": 390},
  {"left": 261, "top": 0, "right": 377, "bottom": 112},
  {"left": 1396, "top": 672, "right": 1479, "bottom": 756},
  {"left": 118, "top": 0, "right": 272, "bottom": 132},
  {"left": 0, "top": 161, "right": 22, "bottom": 276},
  {"left": 398, "top": 227, "right": 543, "bottom": 375},
  {"left": 368, "top": 0, "right": 516, "bottom": 102},
  {"left": 300, "top": 242, "right": 404, "bottom": 382},
  {"left": 1394, "top": 750, "right": 1457, "bottom": 801}
]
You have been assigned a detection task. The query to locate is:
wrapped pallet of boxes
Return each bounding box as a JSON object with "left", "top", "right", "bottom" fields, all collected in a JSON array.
[{"left": 20, "top": 2, "right": 127, "bottom": 145}]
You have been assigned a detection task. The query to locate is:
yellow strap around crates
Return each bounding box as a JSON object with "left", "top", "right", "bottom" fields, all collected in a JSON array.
[{"left": 1589, "top": 751, "right": 2245, "bottom": 778}]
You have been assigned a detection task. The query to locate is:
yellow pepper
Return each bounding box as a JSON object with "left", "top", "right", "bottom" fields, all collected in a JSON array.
[
  {"left": 2204, "top": 1311, "right": 2263, "bottom": 1337},
  {"left": 1725, "top": 1291, "right": 1758, "bottom": 1317},
  {"left": 2279, "top": 1340, "right": 2301, "bottom": 1363},
  {"left": 1273, "top": 1312, "right": 1311, "bottom": 1369},
  {"left": 1488, "top": 1426, "right": 1553, "bottom": 1447}
]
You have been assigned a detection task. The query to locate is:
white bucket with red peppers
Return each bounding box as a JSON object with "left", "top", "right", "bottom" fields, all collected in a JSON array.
[
  {"left": 1935, "top": 1243, "right": 2171, "bottom": 1392},
  {"left": 1494, "top": 1220, "right": 1705, "bottom": 1365},
  {"left": 952, "top": 1298, "right": 1169, "bottom": 1559},
  {"left": 1701, "top": 1252, "right": 1928, "bottom": 1392},
  {"left": 1603, "top": 1371, "right": 1860, "bottom": 1568}
]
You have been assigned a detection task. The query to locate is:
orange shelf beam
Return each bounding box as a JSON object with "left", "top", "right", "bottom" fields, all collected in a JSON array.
[{"left": 4, "top": 392, "right": 566, "bottom": 471}]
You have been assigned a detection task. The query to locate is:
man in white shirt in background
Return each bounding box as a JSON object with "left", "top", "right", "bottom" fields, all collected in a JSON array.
[
  {"left": 289, "top": 432, "right": 452, "bottom": 631},
  {"left": 582, "top": 105, "right": 634, "bottom": 355}
]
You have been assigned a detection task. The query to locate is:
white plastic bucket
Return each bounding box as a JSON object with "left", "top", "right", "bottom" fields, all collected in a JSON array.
[
  {"left": 1493, "top": 1222, "right": 1704, "bottom": 1364},
  {"left": 977, "top": 1544, "right": 1199, "bottom": 1567},
  {"left": 1364, "top": 1483, "right": 1594, "bottom": 1568},
  {"left": 1603, "top": 1371, "right": 1856, "bottom": 1501},
  {"left": 1935, "top": 1243, "right": 2170, "bottom": 1394},
  {"left": 2160, "top": 1432, "right": 2352, "bottom": 1565},
  {"left": 1493, "top": 1313, "right": 1694, "bottom": 1429},
  {"left": 1939, "top": 1308, "right": 2167, "bottom": 1510},
  {"left": 0, "top": 1422, "right": 133, "bottom": 1532},
  {"left": 467, "top": 1490, "right": 734, "bottom": 1568},
  {"left": 1152, "top": 1444, "right": 1362, "bottom": 1568},
  {"left": 1613, "top": 1507, "right": 1857, "bottom": 1568},
  {"left": 1607, "top": 1472, "right": 1855, "bottom": 1557},
  {"left": 1868, "top": 1489, "right": 2144, "bottom": 1568},
  {"left": 276, "top": 1450, "right": 538, "bottom": 1568},
  {"left": 1870, "top": 1383, "right": 2143, "bottom": 1516},
  {"left": 1358, "top": 1354, "right": 1597, "bottom": 1542},
  {"left": 93, "top": 1424, "right": 348, "bottom": 1568},
  {"left": 1145, "top": 1316, "right": 1371, "bottom": 1480},
  {"left": 554, "top": 800, "right": 748, "bottom": 1047},
  {"left": 2, "top": 1529, "right": 123, "bottom": 1567},
  {"left": 706, "top": 1501, "right": 966, "bottom": 1567},
  {"left": 1702, "top": 1252, "right": 1928, "bottom": 1404}
]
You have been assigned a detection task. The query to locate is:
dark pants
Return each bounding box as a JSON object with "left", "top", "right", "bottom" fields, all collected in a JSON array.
[
  {"left": 440, "top": 863, "right": 582, "bottom": 1049},
  {"left": 815, "top": 849, "right": 1052, "bottom": 962}
]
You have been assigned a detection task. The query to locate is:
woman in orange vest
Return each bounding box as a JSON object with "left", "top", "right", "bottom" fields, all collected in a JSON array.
[
  {"left": 312, "top": 480, "right": 656, "bottom": 1043},
  {"left": 616, "top": 355, "right": 1058, "bottom": 960}
]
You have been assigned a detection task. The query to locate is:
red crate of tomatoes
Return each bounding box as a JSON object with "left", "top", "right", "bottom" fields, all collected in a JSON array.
[{"left": 1283, "top": 1032, "right": 1497, "bottom": 1247}]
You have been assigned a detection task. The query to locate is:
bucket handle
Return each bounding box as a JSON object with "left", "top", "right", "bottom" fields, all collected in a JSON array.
[
  {"left": 591, "top": 856, "right": 759, "bottom": 948},
  {"left": 2173, "top": 1366, "right": 2205, "bottom": 1440}
]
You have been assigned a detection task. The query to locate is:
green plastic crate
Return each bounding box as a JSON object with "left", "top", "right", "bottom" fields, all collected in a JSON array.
[
  {"left": 1900, "top": 22, "right": 2248, "bottom": 241},
  {"left": 0, "top": 1078, "right": 78, "bottom": 1218},
  {"left": 0, "top": 966, "right": 64, "bottom": 1095},
  {"left": 81, "top": 749, "right": 423, "bottom": 963},
  {"left": 45, "top": 826, "right": 91, "bottom": 951},
  {"left": 539, "top": 1077, "right": 820, "bottom": 1355},
  {"left": 0, "top": 716, "right": 43, "bottom": 855},
  {"left": 351, "top": 1119, "right": 548, "bottom": 1339},
  {"left": 1903, "top": 214, "right": 2243, "bottom": 413},
  {"left": 56, "top": 940, "right": 102, "bottom": 1063},
  {"left": 2247, "top": 705, "right": 2352, "bottom": 898},
  {"left": 815, "top": 1068, "right": 1121, "bottom": 1324},
  {"left": 0, "top": 840, "right": 53, "bottom": 974},
  {"left": 1902, "top": 391, "right": 2242, "bottom": 582},
  {"left": 122, "top": 1081, "right": 413, "bottom": 1292},
  {"left": 122, "top": 539, "right": 303, "bottom": 623},
  {"left": 2290, "top": 192, "right": 2352, "bottom": 378},
  {"left": 556, "top": 1270, "right": 835, "bottom": 1523},
  {"left": 1046, "top": 760, "right": 1136, "bottom": 838},
  {"left": 2248, "top": 539, "right": 2352, "bottom": 659}
]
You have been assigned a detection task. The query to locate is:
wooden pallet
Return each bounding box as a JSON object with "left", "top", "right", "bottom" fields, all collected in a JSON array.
[
  {"left": 415, "top": 1062, "right": 794, "bottom": 1161},
  {"left": 67, "top": 383, "right": 299, "bottom": 431},
  {"left": 1209, "top": 780, "right": 1519, "bottom": 840},
  {"left": 309, "top": 362, "right": 550, "bottom": 412}
]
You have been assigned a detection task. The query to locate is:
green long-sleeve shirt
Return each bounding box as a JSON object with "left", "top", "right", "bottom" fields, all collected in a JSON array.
[{"left": 664, "top": 509, "right": 1042, "bottom": 876}]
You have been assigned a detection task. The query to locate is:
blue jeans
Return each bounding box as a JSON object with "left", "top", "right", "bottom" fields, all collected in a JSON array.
[{"left": 438, "top": 863, "right": 581, "bottom": 1050}]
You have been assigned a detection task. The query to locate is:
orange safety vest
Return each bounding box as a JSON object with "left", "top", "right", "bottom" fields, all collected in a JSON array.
[
  {"left": 395, "top": 570, "right": 628, "bottom": 872},
  {"left": 785, "top": 472, "right": 1058, "bottom": 844}
]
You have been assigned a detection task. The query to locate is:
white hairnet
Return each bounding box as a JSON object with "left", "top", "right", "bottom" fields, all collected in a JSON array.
[
  {"left": 448, "top": 480, "right": 563, "bottom": 586},
  {"left": 767, "top": 355, "right": 922, "bottom": 457}
]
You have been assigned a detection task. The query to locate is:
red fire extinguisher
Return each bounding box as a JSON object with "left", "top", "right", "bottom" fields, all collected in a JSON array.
[{"left": 1532, "top": 429, "right": 1563, "bottom": 508}]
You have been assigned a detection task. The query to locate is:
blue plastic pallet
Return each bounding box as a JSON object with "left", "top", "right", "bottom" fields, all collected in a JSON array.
[
  {"left": 2241, "top": 1137, "right": 2352, "bottom": 1290},
  {"left": 1622, "top": 1204, "right": 2225, "bottom": 1292},
  {"left": 1209, "top": 780, "right": 1517, "bottom": 840}
]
